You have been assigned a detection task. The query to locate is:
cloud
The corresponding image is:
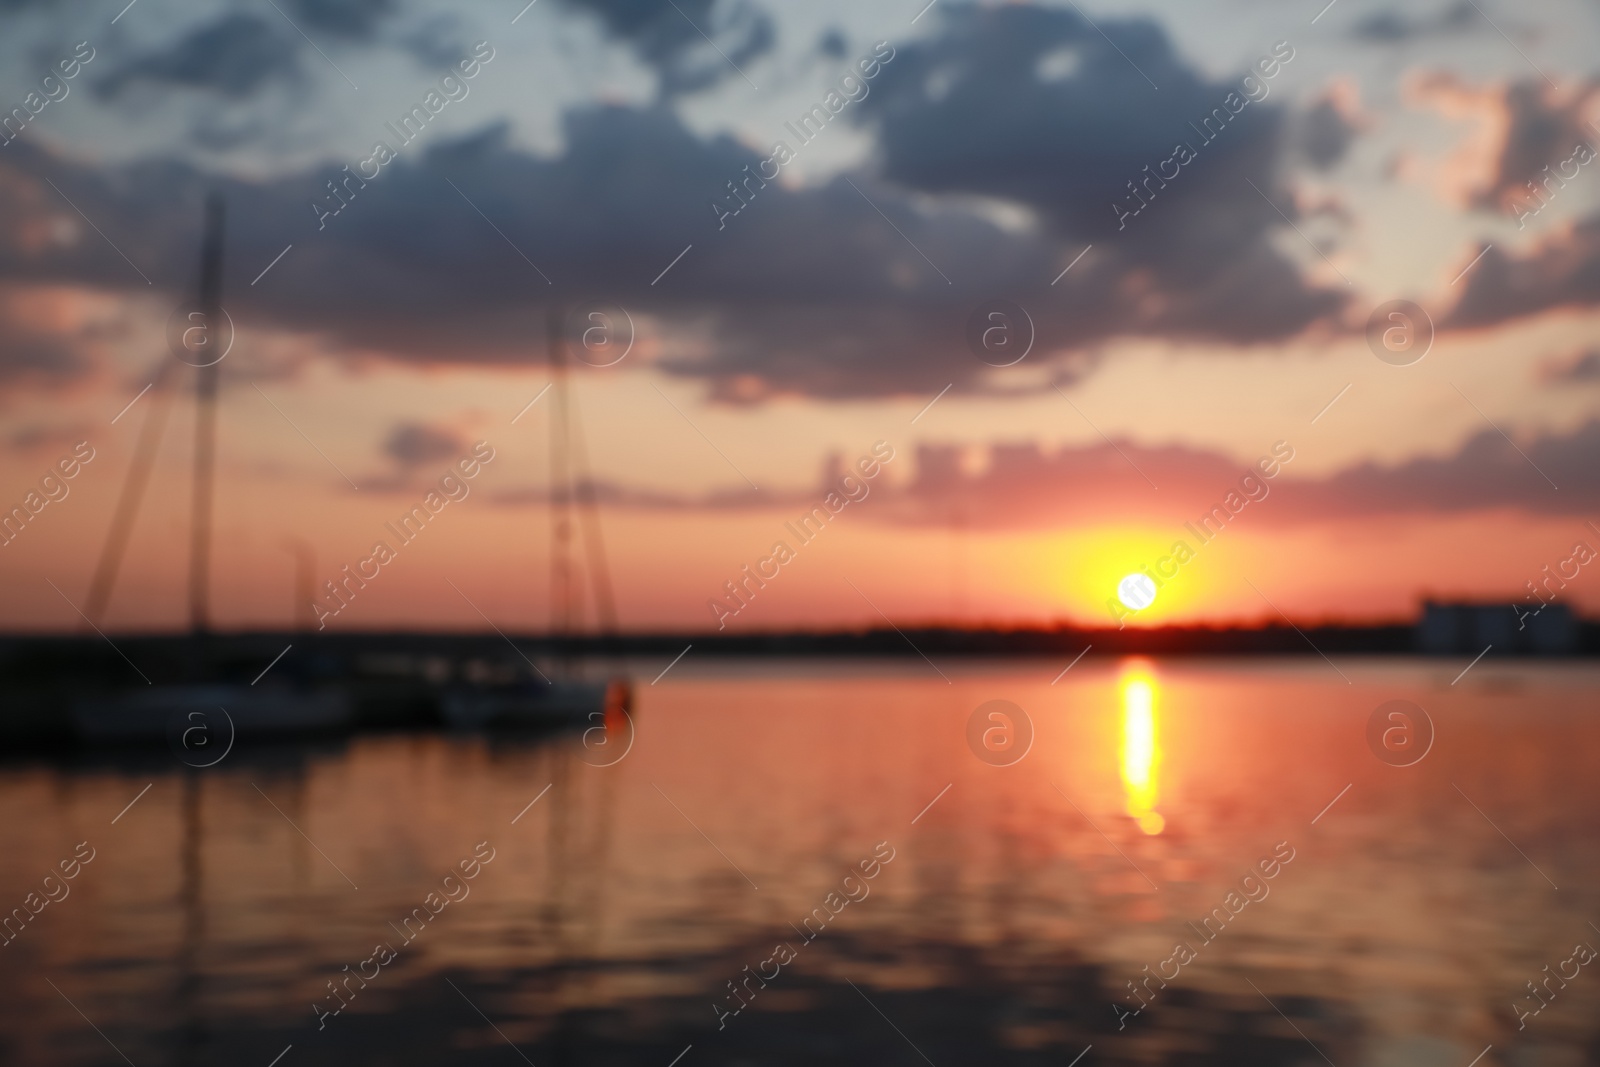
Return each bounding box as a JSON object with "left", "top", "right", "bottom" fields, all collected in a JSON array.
[
  {"left": 86, "top": 2, "right": 397, "bottom": 104},
  {"left": 1351, "top": 1, "right": 1476, "bottom": 43},
  {"left": 853, "top": 4, "right": 1348, "bottom": 343},
  {"left": 0, "top": 4, "right": 1357, "bottom": 404},
  {"left": 284, "top": 0, "right": 396, "bottom": 38},
  {"left": 555, "top": 0, "right": 774, "bottom": 97},
  {"left": 0, "top": 316, "right": 84, "bottom": 385},
  {"left": 509, "top": 418, "right": 1600, "bottom": 529},
  {"left": 1540, "top": 348, "right": 1600, "bottom": 384},
  {"left": 5, "top": 420, "right": 95, "bottom": 453},
  {"left": 1280, "top": 422, "right": 1586, "bottom": 519},
  {"left": 1079, "top": 420, "right": 1600, "bottom": 523},
  {"left": 399, "top": 13, "right": 470, "bottom": 68},
  {"left": 1408, "top": 76, "right": 1600, "bottom": 332},
  {"left": 1442, "top": 225, "right": 1600, "bottom": 328},
  {"left": 1299, "top": 81, "right": 1365, "bottom": 169},
  {"left": 95, "top": 15, "right": 300, "bottom": 99},
  {"left": 0, "top": 112, "right": 1060, "bottom": 401},
  {"left": 877, "top": 440, "right": 1208, "bottom": 528},
  {"left": 0, "top": 285, "right": 95, "bottom": 389},
  {"left": 383, "top": 421, "right": 464, "bottom": 466},
  {"left": 1410, "top": 73, "right": 1600, "bottom": 214}
]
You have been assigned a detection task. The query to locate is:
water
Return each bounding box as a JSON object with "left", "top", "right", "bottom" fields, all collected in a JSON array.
[{"left": 2, "top": 657, "right": 1598, "bottom": 1065}]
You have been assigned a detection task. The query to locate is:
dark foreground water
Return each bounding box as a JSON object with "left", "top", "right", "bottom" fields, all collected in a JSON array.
[{"left": 2, "top": 656, "right": 1599, "bottom": 1066}]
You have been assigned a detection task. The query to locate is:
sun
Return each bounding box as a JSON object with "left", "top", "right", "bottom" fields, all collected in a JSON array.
[
  {"left": 1035, "top": 526, "right": 1214, "bottom": 625},
  {"left": 1117, "top": 572, "right": 1157, "bottom": 611}
]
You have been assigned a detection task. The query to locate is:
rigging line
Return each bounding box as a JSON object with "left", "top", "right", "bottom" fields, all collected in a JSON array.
[{"left": 84, "top": 356, "right": 181, "bottom": 623}]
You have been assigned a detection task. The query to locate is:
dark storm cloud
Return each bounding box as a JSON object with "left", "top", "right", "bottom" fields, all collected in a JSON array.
[
  {"left": 1351, "top": 1, "right": 1475, "bottom": 43},
  {"left": 853, "top": 3, "right": 1348, "bottom": 345},
  {"left": 95, "top": 15, "right": 300, "bottom": 99},
  {"left": 555, "top": 0, "right": 774, "bottom": 96}
]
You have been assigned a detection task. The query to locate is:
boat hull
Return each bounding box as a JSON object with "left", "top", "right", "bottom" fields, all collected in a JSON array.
[
  {"left": 441, "top": 678, "right": 631, "bottom": 730},
  {"left": 70, "top": 685, "right": 351, "bottom": 744}
]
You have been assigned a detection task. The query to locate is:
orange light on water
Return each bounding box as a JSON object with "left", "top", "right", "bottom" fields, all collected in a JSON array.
[{"left": 1119, "top": 663, "right": 1165, "bottom": 835}]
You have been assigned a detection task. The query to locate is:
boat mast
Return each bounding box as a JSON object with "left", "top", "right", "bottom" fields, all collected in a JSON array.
[
  {"left": 187, "top": 193, "right": 225, "bottom": 636},
  {"left": 568, "top": 385, "right": 618, "bottom": 635},
  {"left": 83, "top": 197, "right": 223, "bottom": 628},
  {"left": 545, "top": 305, "right": 623, "bottom": 664},
  {"left": 548, "top": 305, "right": 578, "bottom": 640},
  {"left": 280, "top": 537, "right": 316, "bottom": 632}
]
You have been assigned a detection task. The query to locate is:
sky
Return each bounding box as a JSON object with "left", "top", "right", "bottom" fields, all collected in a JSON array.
[{"left": 1, "top": 0, "right": 1599, "bottom": 633}]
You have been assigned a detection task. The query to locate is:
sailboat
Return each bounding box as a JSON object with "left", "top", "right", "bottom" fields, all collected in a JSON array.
[
  {"left": 439, "top": 304, "right": 633, "bottom": 730},
  {"left": 69, "top": 194, "right": 352, "bottom": 744},
  {"left": 68, "top": 202, "right": 627, "bottom": 740}
]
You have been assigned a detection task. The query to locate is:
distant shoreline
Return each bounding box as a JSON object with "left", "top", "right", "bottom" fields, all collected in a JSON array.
[{"left": 3, "top": 618, "right": 1596, "bottom": 663}]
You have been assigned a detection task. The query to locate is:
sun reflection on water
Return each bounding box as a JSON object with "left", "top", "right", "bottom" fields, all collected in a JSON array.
[{"left": 1119, "top": 662, "right": 1165, "bottom": 835}]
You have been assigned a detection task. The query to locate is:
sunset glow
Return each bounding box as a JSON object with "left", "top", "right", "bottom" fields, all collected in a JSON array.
[{"left": 3, "top": 1, "right": 1599, "bottom": 1062}]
